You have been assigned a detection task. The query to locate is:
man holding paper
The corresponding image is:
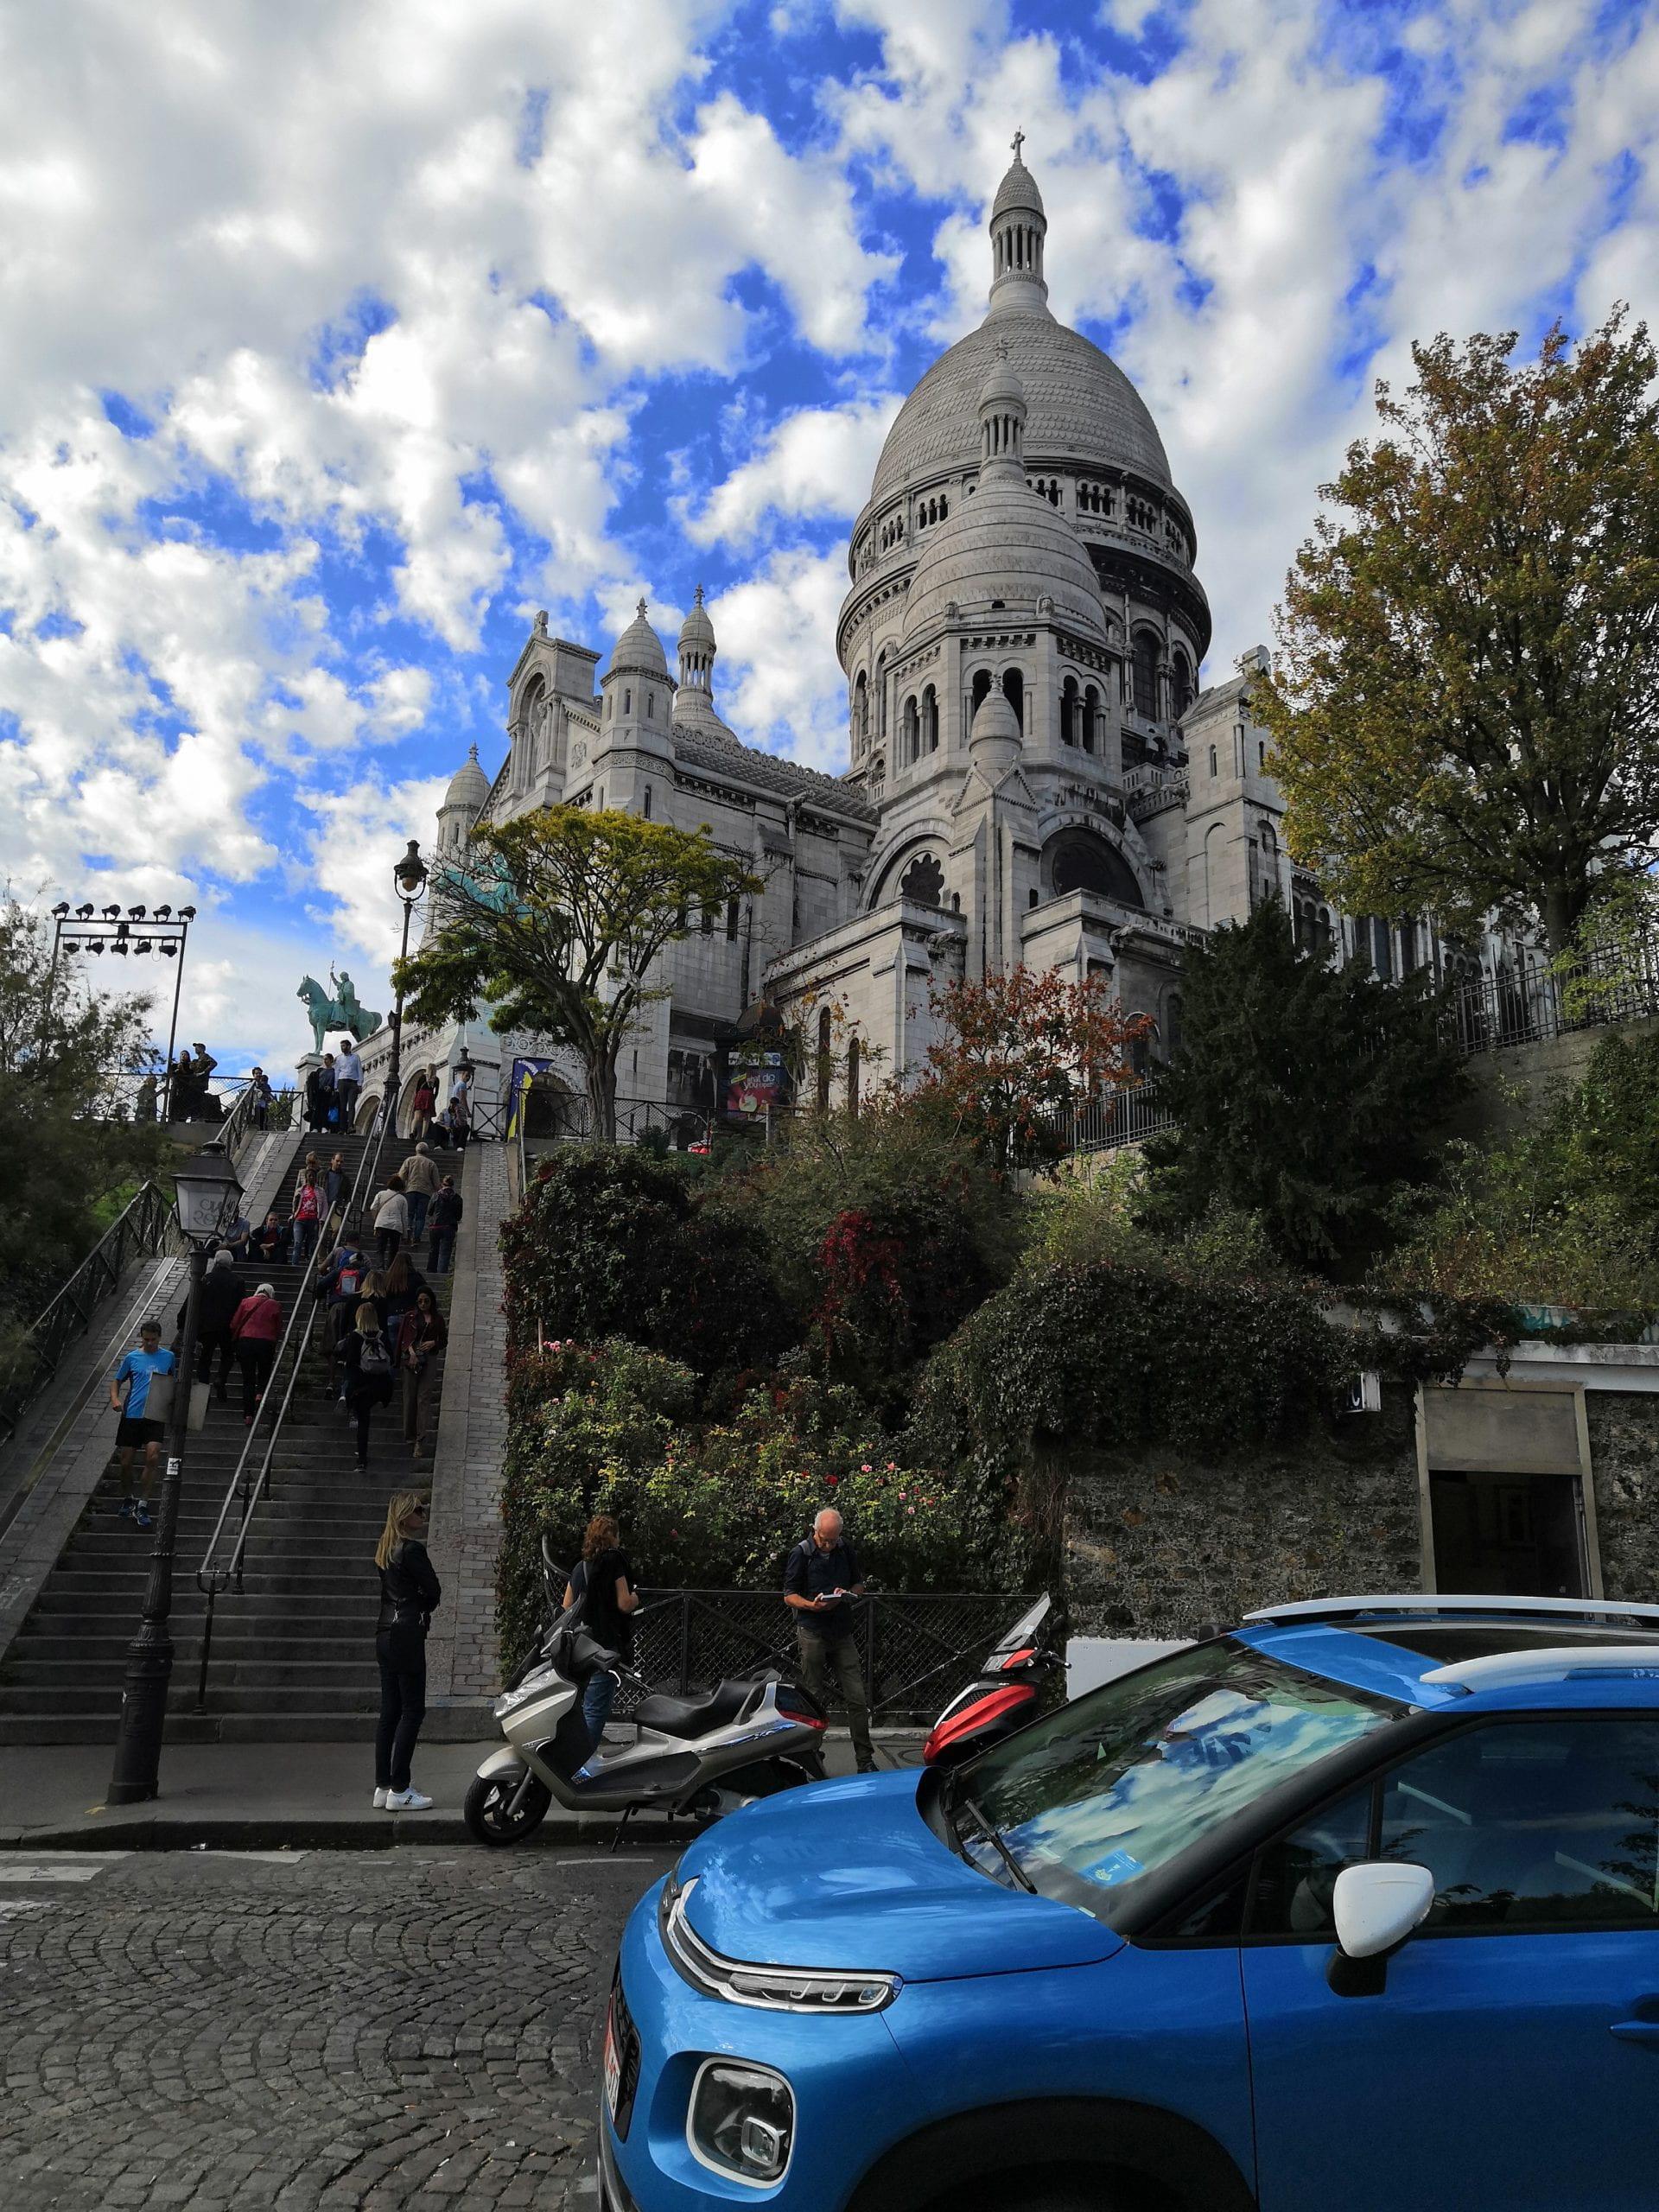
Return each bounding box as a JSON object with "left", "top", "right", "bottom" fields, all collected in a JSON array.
[{"left": 784, "top": 1505, "right": 875, "bottom": 1773}]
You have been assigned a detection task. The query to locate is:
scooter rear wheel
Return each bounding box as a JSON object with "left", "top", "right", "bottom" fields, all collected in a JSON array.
[{"left": 464, "top": 1770, "right": 552, "bottom": 1847}]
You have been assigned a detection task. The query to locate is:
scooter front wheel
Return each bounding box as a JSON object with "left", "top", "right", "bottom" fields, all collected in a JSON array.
[{"left": 464, "top": 1770, "right": 552, "bottom": 1847}]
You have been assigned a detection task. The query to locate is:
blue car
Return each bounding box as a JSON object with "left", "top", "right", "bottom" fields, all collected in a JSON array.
[{"left": 600, "top": 1595, "right": 1659, "bottom": 2212}]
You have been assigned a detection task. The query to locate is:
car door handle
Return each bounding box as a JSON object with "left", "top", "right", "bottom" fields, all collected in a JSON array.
[{"left": 1610, "top": 2020, "right": 1659, "bottom": 2046}]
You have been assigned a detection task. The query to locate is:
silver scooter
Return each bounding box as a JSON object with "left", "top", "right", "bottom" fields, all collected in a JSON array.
[{"left": 463, "top": 1571, "right": 829, "bottom": 1847}]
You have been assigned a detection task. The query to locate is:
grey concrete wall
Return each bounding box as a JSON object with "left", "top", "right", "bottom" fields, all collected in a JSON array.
[
  {"left": 1063, "top": 1387, "right": 1422, "bottom": 1639},
  {"left": 1588, "top": 1393, "right": 1659, "bottom": 1603},
  {"left": 1455, "top": 1014, "right": 1659, "bottom": 1139}
]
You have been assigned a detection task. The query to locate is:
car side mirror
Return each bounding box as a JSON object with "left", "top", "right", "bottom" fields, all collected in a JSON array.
[{"left": 1326, "top": 1861, "right": 1435, "bottom": 1997}]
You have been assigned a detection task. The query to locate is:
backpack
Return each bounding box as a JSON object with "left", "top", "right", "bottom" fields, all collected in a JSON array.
[{"left": 358, "top": 1330, "right": 392, "bottom": 1378}]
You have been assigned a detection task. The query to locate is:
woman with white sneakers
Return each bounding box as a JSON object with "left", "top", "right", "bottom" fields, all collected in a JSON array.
[{"left": 372, "top": 1491, "right": 441, "bottom": 1811}]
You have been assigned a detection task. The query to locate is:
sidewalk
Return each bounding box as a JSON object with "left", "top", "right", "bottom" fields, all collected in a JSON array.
[{"left": 0, "top": 1729, "right": 927, "bottom": 1850}]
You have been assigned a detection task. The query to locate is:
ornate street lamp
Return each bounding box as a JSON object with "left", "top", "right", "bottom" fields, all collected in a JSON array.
[
  {"left": 107, "top": 1141, "right": 244, "bottom": 1804},
  {"left": 385, "top": 838, "right": 429, "bottom": 1137}
]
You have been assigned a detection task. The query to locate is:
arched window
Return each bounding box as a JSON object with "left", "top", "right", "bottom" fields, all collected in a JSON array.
[
  {"left": 1166, "top": 993, "right": 1184, "bottom": 1059},
  {"left": 1171, "top": 649, "right": 1193, "bottom": 720},
  {"left": 853, "top": 670, "right": 868, "bottom": 753},
  {"left": 922, "top": 683, "right": 938, "bottom": 753},
  {"left": 969, "top": 669, "right": 992, "bottom": 725},
  {"left": 901, "top": 694, "right": 919, "bottom": 765},
  {"left": 847, "top": 1034, "right": 861, "bottom": 1118},
  {"left": 1132, "top": 631, "right": 1160, "bottom": 720},
  {"left": 1002, "top": 667, "right": 1025, "bottom": 733},
  {"left": 817, "top": 1007, "right": 833, "bottom": 1114},
  {"left": 1060, "top": 675, "right": 1079, "bottom": 746},
  {"left": 646, "top": 691, "right": 654, "bottom": 717},
  {"left": 900, "top": 852, "right": 944, "bottom": 907},
  {"left": 1082, "top": 684, "right": 1099, "bottom": 754},
  {"left": 624, "top": 688, "right": 632, "bottom": 714},
  {"left": 1046, "top": 830, "right": 1143, "bottom": 909},
  {"left": 876, "top": 653, "right": 887, "bottom": 741}
]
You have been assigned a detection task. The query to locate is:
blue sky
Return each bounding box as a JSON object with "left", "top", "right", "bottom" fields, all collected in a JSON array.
[{"left": 1, "top": 0, "right": 1656, "bottom": 1074}]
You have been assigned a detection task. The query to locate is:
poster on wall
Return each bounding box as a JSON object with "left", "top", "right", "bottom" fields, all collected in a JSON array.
[{"left": 723, "top": 1052, "right": 787, "bottom": 1120}]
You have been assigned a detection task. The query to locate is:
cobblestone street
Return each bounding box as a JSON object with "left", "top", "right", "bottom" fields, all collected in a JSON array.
[{"left": 0, "top": 1847, "right": 668, "bottom": 2212}]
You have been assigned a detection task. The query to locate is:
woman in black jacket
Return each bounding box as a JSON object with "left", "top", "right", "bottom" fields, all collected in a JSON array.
[
  {"left": 341, "top": 1302, "right": 396, "bottom": 1471},
  {"left": 373, "top": 1491, "right": 440, "bottom": 1810},
  {"left": 181, "top": 1249, "right": 244, "bottom": 1402}
]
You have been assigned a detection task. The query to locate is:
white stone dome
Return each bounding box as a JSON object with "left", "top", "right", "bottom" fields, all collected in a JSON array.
[
  {"left": 443, "top": 743, "right": 490, "bottom": 812},
  {"left": 869, "top": 313, "right": 1171, "bottom": 508},
  {"left": 991, "top": 151, "right": 1044, "bottom": 222},
  {"left": 678, "top": 586, "right": 715, "bottom": 652},
  {"left": 900, "top": 453, "right": 1107, "bottom": 645},
  {"left": 607, "top": 599, "right": 668, "bottom": 678}
]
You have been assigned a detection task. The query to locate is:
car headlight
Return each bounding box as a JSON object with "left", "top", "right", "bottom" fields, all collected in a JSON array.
[
  {"left": 659, "top": 1873, "right": 899, "bottom": 2013},
  {"left": 688, "top": 2058, "right": 795, "bottom": 2188}
]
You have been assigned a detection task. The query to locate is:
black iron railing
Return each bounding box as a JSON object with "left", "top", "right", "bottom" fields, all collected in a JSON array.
[
  {"left": 0, "top": 1181, "right": 181, "bottom": 1448},
  {"left": 1047, "top": 1084, "right": 1174, "bottom": 1159},
  {"left": 613, "top": 1588, "right": 1033, "bottom": 1726},
  {"left": 1443, "top": 938, "right": 1659, "bottom": 1056}
]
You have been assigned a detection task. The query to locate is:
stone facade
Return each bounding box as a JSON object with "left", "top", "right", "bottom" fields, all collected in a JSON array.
[
  {"left": 1064, "top": 1388, "right": 1424, "bottom": 1641},
  {"left": 1587, "top": 1391, "right": 1659, "bottom": 1603}
]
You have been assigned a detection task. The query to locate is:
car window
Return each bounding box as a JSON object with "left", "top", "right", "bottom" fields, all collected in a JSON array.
[
  {"left": 961, "top": 1641, "right": 1396, "bottom": 1926},
  {"left": 1378, "top": 1720, "right": 1659, "bottom": 1931},
  {"left": 1247, "top": 1784, "right": 1372, "bottom": 1938}
]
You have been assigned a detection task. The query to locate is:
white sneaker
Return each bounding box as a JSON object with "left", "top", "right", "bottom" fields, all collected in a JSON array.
[
  {"left": 385, "top": 1788, "right": 433, "bottom": 1811},
  {"left": 372, "top": 1787, "right": 388, "bottom": 1808}
]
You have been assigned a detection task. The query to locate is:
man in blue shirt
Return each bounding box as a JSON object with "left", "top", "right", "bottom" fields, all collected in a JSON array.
[
  {"left": 108, "top": 1319, "right": 176, "bottom": 1531},
  {"left": 785, "top": 1507, "right": 875, "bottom": 1772}
]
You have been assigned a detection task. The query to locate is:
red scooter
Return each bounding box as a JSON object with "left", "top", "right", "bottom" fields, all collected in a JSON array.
[{"left": 923, "top": 1595, "right": 1063, "bottom": 1768}]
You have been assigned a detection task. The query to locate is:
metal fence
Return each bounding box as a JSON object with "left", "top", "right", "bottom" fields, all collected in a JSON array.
[
  {"left": 1444, "top": 938, "right": 1659, "bottom": 1056},
  {"left": 613, "top": 1588, "right": 1032, "bottom": 1726},
  {"left": 1047, "top": 1083, "right": 1175, "bottom": 1159},
  {"left": 0, "top": 1180, "right": 181, "bottom": 1447}
]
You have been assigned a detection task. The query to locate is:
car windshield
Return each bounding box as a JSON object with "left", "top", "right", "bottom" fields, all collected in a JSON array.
[{"left": 957, "top": 1639, "right": 1398, "bottom": 1925}]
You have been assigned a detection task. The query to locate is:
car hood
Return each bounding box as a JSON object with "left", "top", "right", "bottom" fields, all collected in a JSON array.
[{"left": 676, "top": 1770, "right": 1122, "bottom": 1984}]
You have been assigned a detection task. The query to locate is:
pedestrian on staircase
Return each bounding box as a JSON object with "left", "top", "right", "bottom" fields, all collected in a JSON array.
[
  {"left": 371, "top": 1173, "right": 409, "bottom": 1267},
  {"left": 343, "top": 1302, "right": 397, "bottom": 1469},
  {"left": 229, "top": 1281, "right": 283, "bottom": 1425},
  {"left": 290, "top": 1168, "right": 325, "bottom": 1267},
  {"left": 401, "top": 1142, "right": 441, "bottom": 1243},
  {"left": 187, "top": 1248, "right": 244, "bottom": 1402},
  {"left": 373, "top": 1491, "right": 440, "bottom": 1811},
  {"left": 410, "top": 1070, "right": 436, "bottom": 1143},
  {"left": 399, "top": 1289, "right": 448, "bottom": 1460},
  {"left": 335, "top": 1038, "right": 363, "bottom": 1128},
  {"left": 324, "top": 1150, "right": 348, "bottom": 1213},
  {"left": 248, "top": 1067, "right": 273, "bottom": 1130},
  {"left": 381, "top": 1249, "right": 426, "bottom": 1336},
  {"left": 426, "top": 1177, "right": 462, "bottom": 1274},
  {"left": 108, "top": 1319, "right": 175, "bottom": 1529},
  {"left": 445, "top": 1080, "right": 472, "bottom": 1149}
]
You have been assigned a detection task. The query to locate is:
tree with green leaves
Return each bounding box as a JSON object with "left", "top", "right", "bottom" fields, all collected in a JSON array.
[
  {"left": 1257, "top": 309, "right": 1659, "bottom": 955},
  {"left": 0, "top": 898, "right": 168, "bottom": 1344},
  {"left": 393, "top": 805, "right": 763, "bottom": 1141},
  {"left": 1138, "top": 899, "right": 1466, "bottom": 1275}
]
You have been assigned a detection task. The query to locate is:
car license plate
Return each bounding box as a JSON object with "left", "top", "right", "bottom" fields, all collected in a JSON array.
[{"left": 602, "top": 1996, "right": 622, "bottom": 2121}]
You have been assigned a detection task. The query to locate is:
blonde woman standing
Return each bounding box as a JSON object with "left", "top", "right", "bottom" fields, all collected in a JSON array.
[{"left": 374, "top": 1492, "right": 440, "bottom": 1810}]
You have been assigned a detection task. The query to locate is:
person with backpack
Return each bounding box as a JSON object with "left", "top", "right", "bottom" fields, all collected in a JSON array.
[
  {"left": 372, "top": 1491, "right": 441, "bottom": 1811},
  {"left": 562, "top": 1515, "right": 640, "bottom": 1754},
  {"left": 343, "top": 1302, "right": 397, "bottom": 1469},
  {"left": 183, "top": 1248, "right": 244, "bottom": 1402},
  {"left": 229, "top": 1281, "right": 283, "bottom": 1425}
]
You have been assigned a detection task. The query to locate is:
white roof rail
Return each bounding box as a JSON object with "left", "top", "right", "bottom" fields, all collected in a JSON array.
[
  {"left": 1421, "top": 1646, "right": 1659, "bottom": 1694},
  {"left": 1243, "top": 1594, "right": 1659, "bottom": 1628}
]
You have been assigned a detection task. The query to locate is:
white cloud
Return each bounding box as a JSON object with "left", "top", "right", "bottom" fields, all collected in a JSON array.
[
  {"left": 683, "top": 395, "right": 902, "bottom": 544},
  {"left": 715, "top": 546, "right": 852, "bottom": 769},
  {"left": 304, "top": 771, "right": 453, "bottom": 986}
]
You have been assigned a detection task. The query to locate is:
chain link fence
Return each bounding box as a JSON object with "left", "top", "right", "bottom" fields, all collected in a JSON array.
[{"left": 613, "top": 1588, "right": 1034, "bottom": 1726}]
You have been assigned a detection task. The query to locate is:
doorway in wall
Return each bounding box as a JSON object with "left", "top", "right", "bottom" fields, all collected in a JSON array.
[{"left": 1427, "top": 1467, "right": 1588, "bottom": 1599}]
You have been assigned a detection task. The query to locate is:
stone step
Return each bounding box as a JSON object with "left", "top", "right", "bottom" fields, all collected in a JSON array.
[
  {"left": 15, "top": 1633, "right": 376, "bottom": 1664},
  {"left": 0, "top": 1681, "right": 386, "bottom": 1715}
]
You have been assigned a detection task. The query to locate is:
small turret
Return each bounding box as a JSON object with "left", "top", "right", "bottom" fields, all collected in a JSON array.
[
  {"left": 970, "top": 671, "right": 1021, "bottom": 775},
  {"left": 988, "top": 130, "right": 1049, "bottom": 317}
]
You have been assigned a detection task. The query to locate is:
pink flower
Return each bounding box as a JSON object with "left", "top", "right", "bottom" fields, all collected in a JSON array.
[
  {"left": 906, "top": 1506, "right": 915, "bottom": 1515},
  {"left": 898, "top": 1491, "right": 907, "bottom": 1501},
  {"left": 860, "top": 1464, "right": 873, "bottom": 1473}
]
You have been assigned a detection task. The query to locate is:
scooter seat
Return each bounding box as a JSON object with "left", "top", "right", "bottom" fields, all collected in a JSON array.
[{"left": 635, "top": 1678, "right": 757, "bottom": 1738}]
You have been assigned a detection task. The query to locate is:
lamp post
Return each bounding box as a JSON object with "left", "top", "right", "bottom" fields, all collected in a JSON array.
[
  {"left": 107, "top": 1141, "right": 244, "bottom": 1805},
  {"left": 51, "top": 899, "right": 196, "bottom": 1120},
  {"left": 384, "top": 839, "right": 429, "bottom": 1138}
]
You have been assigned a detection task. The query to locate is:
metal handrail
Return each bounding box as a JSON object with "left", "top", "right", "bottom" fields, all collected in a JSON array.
[
  {"left": 0, "top": 1181, "right": 181, "bottom": 1447},
  {"left": 192, "top": 1109, "right": 388, "bottom": 1702}
]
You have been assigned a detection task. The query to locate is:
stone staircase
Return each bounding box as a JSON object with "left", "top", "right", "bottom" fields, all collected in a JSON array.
[{"left": 0, "top": 1128, "right": 460, "bottom": 1744}]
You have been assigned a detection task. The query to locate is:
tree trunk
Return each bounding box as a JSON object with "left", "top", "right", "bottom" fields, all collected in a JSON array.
[
  {"left": 1541, "top": 882, "right": 1578, "bottom": 960},
  {"left": 585, "top": 1055, "right": 617, "bottom": 1143}
]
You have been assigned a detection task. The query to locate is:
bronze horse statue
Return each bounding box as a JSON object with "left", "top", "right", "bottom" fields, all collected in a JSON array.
[{"left": 297, "top": 972, "right": 382, "bottom": 1057}]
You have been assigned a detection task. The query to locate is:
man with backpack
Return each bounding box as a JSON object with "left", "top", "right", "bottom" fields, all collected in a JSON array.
[{"left": 425, "top": 1178, "right": 462, "bottom": 1274}]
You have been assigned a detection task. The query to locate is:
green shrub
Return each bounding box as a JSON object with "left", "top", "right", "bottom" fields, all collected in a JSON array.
[
  {"left": 500, "top": 1146, "right": 787, "bottom": 1381},
  {"left": 496, "top": 1341, "right": 1026, "bottom": 1671}
]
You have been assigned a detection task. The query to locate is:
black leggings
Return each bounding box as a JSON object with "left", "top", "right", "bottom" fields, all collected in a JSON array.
[
  {"left": 237, "top": 1340, "right": 275, "bottom": 1416},
  {"left": 349, "top": 1375, "right": 393, "bottom": 1461},
  {"left": 375, "top": 1624, "right": 427, "bottom": 1791}
]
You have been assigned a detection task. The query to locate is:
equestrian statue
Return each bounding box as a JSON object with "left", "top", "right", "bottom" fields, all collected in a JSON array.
[{"left": 296, "top": 968, "right": 384, "bottom": 1057}]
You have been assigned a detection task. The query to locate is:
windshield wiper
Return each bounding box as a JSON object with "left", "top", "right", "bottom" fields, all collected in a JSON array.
[{"left": 955, "top": 1791, "right": 1036, "bottom": 1894}]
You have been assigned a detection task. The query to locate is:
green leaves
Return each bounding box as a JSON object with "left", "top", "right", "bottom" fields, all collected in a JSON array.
[
  {"left": 1258, "top": 309, "right": 1659, "bottom": 952},
  {"left": 1139, "top": 899, "right": 1466, "bottom": 1274},
  {"left": 394, "top": 804, "right": 762, "bottom": 1137}
]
